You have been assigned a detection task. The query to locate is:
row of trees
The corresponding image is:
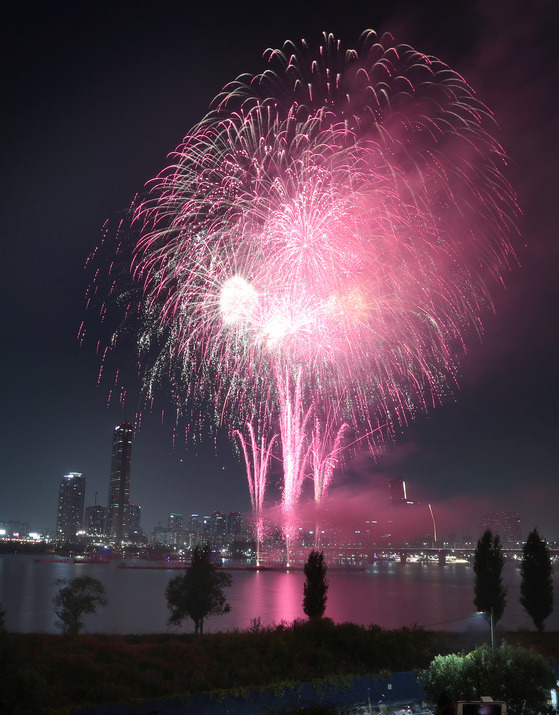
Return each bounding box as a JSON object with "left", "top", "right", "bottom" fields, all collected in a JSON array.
[
  {"left": 49, "top": 546, "right": 328, "bottom": 635},
  {"left": 168, "top": 529, "right": 556, "bottom": 635},
  {"left": 474, "top": 527, "right": 554, "bottom": 632},
  {"left": 47, "top": 528, "right": 552, "bottom": 636},
  {"left": 425, "top": 529, "right": 555, "bottom": 714}
]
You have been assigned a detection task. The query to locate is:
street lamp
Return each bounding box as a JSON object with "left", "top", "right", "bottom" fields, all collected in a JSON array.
[{"left": 477, "top": 608, "right": 494, "bottom": 647}]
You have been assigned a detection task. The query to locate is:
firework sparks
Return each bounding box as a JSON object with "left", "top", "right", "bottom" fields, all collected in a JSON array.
[
  {"left": 94, "top": 31, "right": 516, "bottom": 557},
  {"left": 234, "top": 420, "right": 277, "bottom": 566},
  {"left": 309, "top": 414, "right": 351, "bottom": 548}
]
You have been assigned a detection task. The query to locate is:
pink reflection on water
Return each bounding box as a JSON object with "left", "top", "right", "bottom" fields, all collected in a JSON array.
[
  {"left": 2, "top": 557, "right": 548, "bottom": 634},
  {"left": 226, "top": 570, "right": 305, "bottom": 628}
]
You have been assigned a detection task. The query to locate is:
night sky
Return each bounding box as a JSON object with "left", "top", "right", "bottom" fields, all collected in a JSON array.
[{"left": 2, "top": 1, "right": 558, "bottom": 539}]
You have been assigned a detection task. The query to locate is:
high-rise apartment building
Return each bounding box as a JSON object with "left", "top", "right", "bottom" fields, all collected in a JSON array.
[
  {"left": 227, "top": 511, "right": 244, "bottom": 538},
  {"left": 188, "top": 514, "right": 201, "bottom": 547},
  {"left": 84, "top": 505, "right": 107, "bottom": 536},
  {"left": 56, "top": 472, "right": 85, "bottom": 541},
  {"left": 479, "top": 511, "right": 522, "bottom": 545},
  {"left": 168, "top": 513, "right": 184, "bottom": 545},
  {"left": 210, "top": 510, "right": 227, "bottom": 546},
  {"left": 106, "top": 422, "right": 133, "bottom": 542},
  {"left": 500, "top": 511, "right": 522, "bottom": 544},
  {"left": 479, "top": 512, "right": 501, "bottom": 534}
]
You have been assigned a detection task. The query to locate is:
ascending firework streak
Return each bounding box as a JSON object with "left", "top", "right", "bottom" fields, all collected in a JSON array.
[
  {"left": 276, "top": 366, "right": 313, "bottom": 562},
  {"left": 234, "top": 421, "right": 277, "bottom": 566},
  {"left": 97, "top": 31, "right": 516, "bottom": 555},
  {"left": 309, "top": 413, "right": 351, "bottom": 547}
]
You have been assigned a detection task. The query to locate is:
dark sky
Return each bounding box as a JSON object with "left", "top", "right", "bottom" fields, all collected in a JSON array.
[{"left": 2, "top": 0, "right": 558, "bottom": 538}]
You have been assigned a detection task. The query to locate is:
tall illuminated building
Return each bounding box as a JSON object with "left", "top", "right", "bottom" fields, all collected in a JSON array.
[
  {"left": 168, "top": 513, "right": 184, "bottom": 545},
  {"left": 210, "top": 510, "right": 227, "bottom": 546},
  {"left": 106, "top": 422, "right": 133, "bottom": 542},
  {"left": 84, "top": 505, "right": 107, "bottom": 536},
  {"left": 56, "top": 472, "right": 85, "bottom": 541},
  {"left": 188, "top": 514, "right": 201, "bottom": 547}
]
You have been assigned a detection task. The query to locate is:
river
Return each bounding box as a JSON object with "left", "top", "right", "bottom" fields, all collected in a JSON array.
[{"left": 1, "top": 554, "right": 556, "bottom": 634}]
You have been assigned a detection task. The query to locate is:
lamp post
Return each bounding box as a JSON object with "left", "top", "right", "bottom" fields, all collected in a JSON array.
[{"left": 477, "top": 608, "right": 495, "bottom": 648}]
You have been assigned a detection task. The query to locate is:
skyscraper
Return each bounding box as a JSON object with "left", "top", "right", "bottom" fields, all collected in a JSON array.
[
  {"left": 188, "top": 514, "right": 201, "bottom": 547},
  {"left": 56, "top": 472, "right": 85, "bottom": 541},
  {"left": 168, "top": 513, "right": 184, "bottom": 545},
  {"left": 210, "top": 510, "right": 227, "bottom": 546},
  {"left": 106, "top": 422, "right": 133, "bottom": 542}
]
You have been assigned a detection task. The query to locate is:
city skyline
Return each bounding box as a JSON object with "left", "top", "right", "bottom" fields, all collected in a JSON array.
[
  {"left": 1, "top": 448, "right": 531, "bottom": 546},
  {"left": 2, "top": 1, "right": 558, "bottom": 540}
]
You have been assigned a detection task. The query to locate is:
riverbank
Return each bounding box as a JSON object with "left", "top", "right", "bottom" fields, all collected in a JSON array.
[{"left": 2, "top": 621, "right": 558, "bottom": 714}]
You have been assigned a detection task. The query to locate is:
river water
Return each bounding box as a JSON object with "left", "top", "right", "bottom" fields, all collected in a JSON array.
[{"left": 1, "top": 554, "right": 556, "bottom": 634}]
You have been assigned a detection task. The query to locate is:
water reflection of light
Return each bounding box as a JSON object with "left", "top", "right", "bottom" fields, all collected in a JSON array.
[
  {"left": 222, "top": 570, "right": 305, "bottom": 629},
  {"left": 2, "top": 557, "right": 555, "bottom": 634},
  {"left": 274, "top": 572, "right": 304, "bottom": 623}
]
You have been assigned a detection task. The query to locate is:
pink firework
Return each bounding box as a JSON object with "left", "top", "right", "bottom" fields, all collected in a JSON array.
[
  {"left": 275, "top": 366, "right": 313, "bottom": 562},
  {"left": 234, "top": 420, "right": 277, "bottom": 566},
  {"left": 96, "top": 31, "right": 516, "bottom": 552},
  {"left": 309, "top": 412, "right": 351, "bottom": 548}
]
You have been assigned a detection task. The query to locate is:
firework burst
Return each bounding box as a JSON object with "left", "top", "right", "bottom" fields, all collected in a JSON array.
[{"left": 91, "top": 31, "right": 516, "bottom": 555}]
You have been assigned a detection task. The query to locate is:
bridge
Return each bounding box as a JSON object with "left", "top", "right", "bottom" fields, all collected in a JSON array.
[{"left": 332, "top": 546, "right": 559, "bottom": 566}]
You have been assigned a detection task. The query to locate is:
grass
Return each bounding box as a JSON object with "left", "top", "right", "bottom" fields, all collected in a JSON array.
[{"left": 1, "top": 621, "right": 558, "bottom": 714}]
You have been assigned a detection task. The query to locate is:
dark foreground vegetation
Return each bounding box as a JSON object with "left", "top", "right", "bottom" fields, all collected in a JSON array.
[{"left": 2, "top": 621, "right": 559, "bottom": 714}]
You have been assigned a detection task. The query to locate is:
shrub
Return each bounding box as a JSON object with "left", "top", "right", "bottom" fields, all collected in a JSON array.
[{"left": 420, "top": 642, "right": 556, "bottom": 715}]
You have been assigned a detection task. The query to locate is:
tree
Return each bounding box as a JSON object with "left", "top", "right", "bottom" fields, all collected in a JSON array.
[
  {"left": 473, "top": 530, "right": 507, "bottom": 628},
  {"left": 520, "top": 528, "right": 553, "bottom": 632},
  {"left": 420, "top": 642, "right": 556, "bottom": 715},
  {"left": 166, "top": 544, "right": 232, "bottom": 634},
  {"left": 53, "top": 575, "right": 108, "bottom": 635},
  {"left": 303, "top": 550, "right": 328, "bottom": 619}
]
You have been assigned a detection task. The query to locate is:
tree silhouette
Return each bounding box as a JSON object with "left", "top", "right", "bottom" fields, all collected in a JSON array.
[
  {"left": 166, "top": 544, "right": 232, "bottom": 634},
  {"left": 473, "top": 529, "right": 507, "bottom": 625},
  {"left": 303, "top": 550, "right": 328, "bottom": 619},
  {"left": 53, "top": 576, "right": 108, "bottom": 635},
  {"left": 520, "top": 528, "right": 553, "bottom": 632}
]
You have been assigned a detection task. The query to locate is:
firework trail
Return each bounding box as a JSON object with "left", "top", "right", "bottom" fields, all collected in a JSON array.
[
  {"left": 234, "top": 420, "right": 277, "bottom": 565},
  {"left": 275, "top": 366, "right": 314, "bottom": 562},
  {"left": 93, "top": 31, "right": 516, "bottom": 553},
  {"left": 310, "top": 417, "right": 346, "bottom": 506},
  {"left": 309, "top": 414, "right": 351, "bottom": 548}
]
